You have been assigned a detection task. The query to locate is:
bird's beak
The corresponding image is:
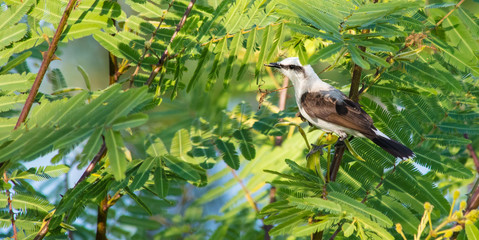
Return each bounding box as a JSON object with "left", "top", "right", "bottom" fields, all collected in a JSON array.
[{"left": 264, "top": 62, "right": 280, "bottom": 68}]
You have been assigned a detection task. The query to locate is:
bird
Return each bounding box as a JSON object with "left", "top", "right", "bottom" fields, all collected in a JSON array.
[{"left": 265, "top": 57, "right": 414, "bottom": 160}]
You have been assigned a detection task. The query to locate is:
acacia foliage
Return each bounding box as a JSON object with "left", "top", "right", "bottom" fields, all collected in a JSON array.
[{"left": 0, "top": 0, "right": 479, "bottom": 239}]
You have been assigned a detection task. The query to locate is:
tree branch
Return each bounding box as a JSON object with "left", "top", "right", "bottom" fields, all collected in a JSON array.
[
  {"left": 146, "top": 0, "right": 196, "bottom": 86},
  {"left": 4, "top": 2, "right": 78, "bottom": 239},
  {"left": 464, "top": 134, "right": 479, "bottom": 213},
  {"left": 3, "top": 172, "right": 17, "bottom": 239},
  {"left": 34, "top": 140, "right": 107, "bottom": 240},
  {"left": 96, "top": 197, "right": 108, "bottom": 240},
  {"left": 129, "top": 0, "right": 176, "bottom": 87},
  {"left": 465, "top": 134, "right": 479, "bottom": 173},
  {"left": 435, "top": 0, "right": 465, "bottom": 27},
  {"left": 15, "top": 0, "right": 78, "bottom": 129},
  {"left": 77, "top": 140, "right": 107, "bottom": 185}
]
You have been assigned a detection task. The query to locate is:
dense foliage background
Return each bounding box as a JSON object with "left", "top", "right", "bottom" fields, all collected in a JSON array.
[{"left": 1, "top": 0, "right": 479, "bottom": 239}]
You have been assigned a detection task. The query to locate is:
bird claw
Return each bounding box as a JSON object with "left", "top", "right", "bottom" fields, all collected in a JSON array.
[{"left": 306, "top": 144, "right": 327, "bottom": 159}]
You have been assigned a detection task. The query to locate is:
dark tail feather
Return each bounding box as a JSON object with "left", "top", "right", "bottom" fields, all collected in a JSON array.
[{"left": 370, "top": 136, "right": 414, "bottom": 160}]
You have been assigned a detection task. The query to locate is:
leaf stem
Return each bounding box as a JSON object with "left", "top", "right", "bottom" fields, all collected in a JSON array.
[
  {"left": 15, "top": 0, "right": 77, "bottom": 129},
  {"left": 3, "top": 172, "right": 16, "bottom": 239},
  {"left": 96, "top": 197, "right": 109, "bottom": 240},
  {"left": 230, "top": 168, "right": 259, "bottom": 212},
  {"left": 34, "top": 139, "right": 107, "bottom": 240},
  {"left": 146, "top": 0, "right": 197, "bottom": 86},
  {"left": 129, "top": 0, "right": 176, "bottom": 87},
  {"left": 200, "top": 21, "right": 287, "bottom": 47},
  {"left": 435, "top": 0, "right": 465, "bottom": 27}
]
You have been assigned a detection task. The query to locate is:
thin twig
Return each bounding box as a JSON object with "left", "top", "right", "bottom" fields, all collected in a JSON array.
[
  {"left": 34, "top": 140, "right": 107, "bottom": 240},
  {"left": 15, "top": 0, "right": 78, "bottom": 129},
  {"left": 129, "top": 0, "right": 176, "bottom": 87},
  {"left": 76, "top": 141, "right": 107, "bottom": 185},
  {"left": 5, "top": 1, "right": 78, "bottom": 239},
  {"left": 465, "top": 134, "right": 479, "bottom": 213},
  {"left": 3, "top": 172, "right": 17, "bottom": 239},
  {"left": 435, "top": 0, "right": 465, "bottom": 27},
  {"left": 201, "top": 21, "right": 286, "bottom": 47},
  {"left": 465, "top": 134, "right": 479, "bottom": 173},
  {"left": 274, "top": 77, "right": 290, "bottom": 146},
  {"left": 230, "top": 168, "right": 259, "bottom": 212},
  {"left": 108, "top": 53, "right": 118, "bottom": 85},
  {"left": 96, "top": 190, "right": 123, "bottom": 240},
  {"left": 96, "top": 197, "right": 108, "bottom": 240},
  {"left": 146, "top": 0, "right": 197, "bottom": 86}
]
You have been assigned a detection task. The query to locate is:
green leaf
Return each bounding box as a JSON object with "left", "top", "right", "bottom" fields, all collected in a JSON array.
[
  {"left": 414, "top": 148, "right": 473, "bottom": 179},
  {"left": 358, "top": 50, "right": 390, "bottom": 67},
  {"left": 328, "top": 192, "right": 392, "bottom": 227},
  {"left": 466, "top": 221, "right": 479, "bottom": 240},
  {"left": 369, "top": 195, "right": 420, "bottom": 235},
  {"left": 146, "top": 136, "right": 169, "bottom": 157},
  {"left": 237, "top": 28, "right": 256, "bottom": 81},
  {"left": 0, "top": 24, "right": 27, "bottom": 49},
  {"left": 0, "top": 0, "right": 35, "bottom": 29},
  {"left": 342, "top": 223, "right": 355, "bottom": 237},
  {"left": 424, "top": 134, "right": 471, "bottom": 146},
  {"left": 288, "top": 197, "right": 341, "bottom": 213},
  {"left": 0, "top": 51, "right": 32, "bottom": 74},
  {"left": 111, "top": 113, "right": 149, "bottom": 130},
  {"left": 0, "top": 193, "right": 54, "bottom": 214},
  {"left": 12, "top": 165, "right": 70, "bottom": 181},
  {"left": 285, "top": 159, "right": 322, "bottom": 183},
  {"left": 124, "top": 187, "right": 152, "bottom": 215},
  {"left": 308, "top": 42, "right": 343, "bottom": 64},
  {"left": 93, "top": 32, "right": 140, "bottom": 63},
  {"left": 0, "top": 73, "right": 36, "bottom": 92},
  {"left": 154, "top": 158, "right": 169, "bottom": 197},
  {"left": 206, "top": 37, "right": 227, "bottom": 90},
  {"left": 0, "top": 94, "right": 27, "bottom": 112},
  {"left": 348, "top": 45, "right": 370, "bottom": 69},
  {"left": 162, "top": 154, "right": 200, "bottom": 182},
  {"left": 347, "top": 1, "right": 419, "bottom": 28},
  {"left": 77, "top": 65, "right": 91, "bottom": 91},
  {"left": 170, "top": 129, "right": 192, "bottom": 160},
  {"left": 104, "top": 129, "right": 127, "bottom": 180},
  {"left": 405, "top": 62, "right": 461, "bottom": 92},
  {"left": 130, "top": 157, "right": 156, "bottom": 191},
  {"left": 187, "top": 41, "right": 212, "bottom": 92},
  {"left": 256, "top": 25, "right": 272, "bottom": 82},
  {"left": 55, "top": 180, "right": 90, "bottom": 216},
  {"left": 232, "top": 129, "right": 255, "bottom": 160},
  {"left": 439, "top": 122, "right": 479, "bottom": 135},
  {"left": 266, "top": 22, "right": 284, "bottom": 62},
  {"left": 78, "top": 128, "right": 103, "bottom": 168},
  {"left": 224, "top": 33, "right": 242, "bottom": 88},
  {"left": 293, "top": 221, "right": 330, "bottom": 237},
  {"left": 215, "top": 139, "right": 240, "bottom": 170}
]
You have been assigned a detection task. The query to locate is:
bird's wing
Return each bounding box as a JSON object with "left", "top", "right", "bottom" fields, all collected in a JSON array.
[{"left": 300, "top": 91, "right": 375, "bottom": 136}]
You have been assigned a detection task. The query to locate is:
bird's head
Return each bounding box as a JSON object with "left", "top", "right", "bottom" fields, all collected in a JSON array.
[{"left": 265, "top": 57, "right": 308, "bottom": 85}]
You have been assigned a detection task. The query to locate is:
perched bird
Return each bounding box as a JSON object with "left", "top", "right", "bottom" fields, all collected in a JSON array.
[{"left": 265, "top": 57, "right": 414, "bottom": 160}]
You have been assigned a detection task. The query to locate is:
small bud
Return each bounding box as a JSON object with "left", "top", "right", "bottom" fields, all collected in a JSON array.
[
  {"left": 454, "top": 190, "right": 460, "bottom": 200},
  {"left": 452, "top": 225, "right": 463, "bottom": 232},
  {"left": 396, "top": 223, "right": 403, "bottom": 232},
  {"left": 444, "top": 230, "right": 453, "bottom": 238},
  {"left": 466, "top": 210, "right": 479, "bottom": 222},
  {"left": 460, "top": 201, "right": 467, "bottom": 211},
  {"left": 455, "top": 211, "right": 464, "bottom": 219},
  {"left": 424, "top": 202, "right": 432, "bottom": 211}
]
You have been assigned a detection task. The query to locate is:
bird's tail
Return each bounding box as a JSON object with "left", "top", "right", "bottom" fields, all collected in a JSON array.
[{"left": 369, "top": 130, "right": 414, "bottom": 160}]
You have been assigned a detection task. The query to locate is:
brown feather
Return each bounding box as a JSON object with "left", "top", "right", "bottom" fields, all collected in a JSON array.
[{"left": 300, "top": 92, "right": 376, "bottom": 137}]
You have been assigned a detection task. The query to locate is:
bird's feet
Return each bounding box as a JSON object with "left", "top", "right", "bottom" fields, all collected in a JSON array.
[{"left": 306, "top": 144, "right": 327, "bottom": 159}]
